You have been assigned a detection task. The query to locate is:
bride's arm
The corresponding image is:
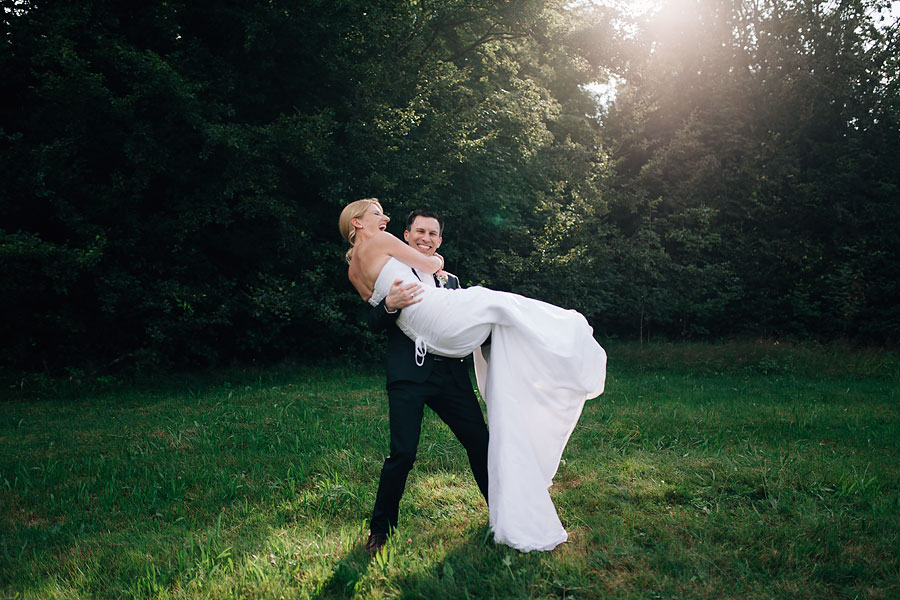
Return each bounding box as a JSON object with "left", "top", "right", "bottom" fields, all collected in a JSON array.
[{"left": 373, "top": 231, "right": 443, "bottom": 273}]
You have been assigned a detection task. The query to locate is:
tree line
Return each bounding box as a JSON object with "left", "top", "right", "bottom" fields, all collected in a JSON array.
[{"left": 1, "top": 0, "right": 898, "bottom": 375}]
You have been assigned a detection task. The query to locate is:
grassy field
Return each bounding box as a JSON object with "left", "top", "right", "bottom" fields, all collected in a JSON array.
[{"left": 1, "top": 341, "right": 898, "bottom": 599}]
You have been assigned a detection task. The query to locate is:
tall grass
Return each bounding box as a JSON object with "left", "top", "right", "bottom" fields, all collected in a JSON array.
[{"left": 2, "top": 342, "right": 898, "bottom": 599}]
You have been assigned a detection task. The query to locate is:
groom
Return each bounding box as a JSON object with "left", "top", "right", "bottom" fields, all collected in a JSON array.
[{"left": 365, "top": 209, "right": 489, "bottom": 555}]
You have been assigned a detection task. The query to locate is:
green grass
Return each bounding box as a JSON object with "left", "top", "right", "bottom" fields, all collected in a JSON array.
[{"left": 2, "top": 342, "right": 899, "bottom": 599}]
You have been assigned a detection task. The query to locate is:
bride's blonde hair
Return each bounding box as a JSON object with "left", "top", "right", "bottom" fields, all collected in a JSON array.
[{"left": 339, "top": 198, "right": 383, "bottom": 263}]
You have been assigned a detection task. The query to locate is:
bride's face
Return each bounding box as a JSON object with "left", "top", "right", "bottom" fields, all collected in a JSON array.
[{"left": 354, "top": 203, "right": 390, "bottom": 234}]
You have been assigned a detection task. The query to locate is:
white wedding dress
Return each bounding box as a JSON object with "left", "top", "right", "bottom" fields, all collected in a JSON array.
[{"left": 368, "top": 257, "right": 607, "bottom": 552}]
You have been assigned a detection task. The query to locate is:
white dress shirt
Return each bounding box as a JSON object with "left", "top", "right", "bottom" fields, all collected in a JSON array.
[{"left": 414, "top": 268, "right": 438, "bottom": 288}]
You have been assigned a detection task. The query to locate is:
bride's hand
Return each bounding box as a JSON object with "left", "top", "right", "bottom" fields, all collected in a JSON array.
[{"left": 384, "top": 280, "right": 424, "bottom": 312}]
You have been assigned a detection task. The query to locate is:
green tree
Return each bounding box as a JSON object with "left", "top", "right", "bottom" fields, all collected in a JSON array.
[
  {"left": 0, "top": 0, "right": 620, "bottom": 373},
  {"left": 598, "top": 0, "right": 900, "bottom": 341}
]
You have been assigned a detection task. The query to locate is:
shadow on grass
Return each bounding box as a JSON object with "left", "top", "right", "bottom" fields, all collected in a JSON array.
[
  {"left": 313, "top": 544, "right": 370, "bottom": 600},
  {"left": 312, "top": 519, "right": 566, "bottom": 600}
]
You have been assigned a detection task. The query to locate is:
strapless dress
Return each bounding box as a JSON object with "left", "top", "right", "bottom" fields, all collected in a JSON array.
[{"left": 369, "top": 257, "right": 607, "bottom": 552}]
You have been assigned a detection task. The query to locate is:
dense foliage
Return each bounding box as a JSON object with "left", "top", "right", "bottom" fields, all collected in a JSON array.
[
  {"left": 1, "top": 0, "right": 898, "bottom": 374},
  {"left": 594, "top": 0, "right": 900, "bottom": 341}
]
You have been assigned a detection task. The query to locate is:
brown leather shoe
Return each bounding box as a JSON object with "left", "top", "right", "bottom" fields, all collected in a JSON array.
[{"left": 365, "top": 532, "right": 387, "bottom": 555}]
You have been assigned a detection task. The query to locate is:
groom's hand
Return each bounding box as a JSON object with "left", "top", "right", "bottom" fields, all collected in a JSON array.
[{"left": 384, "top": 280, "right": 424, "bottom": 312}]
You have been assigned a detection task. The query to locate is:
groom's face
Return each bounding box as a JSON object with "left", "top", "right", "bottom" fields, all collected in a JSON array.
[{"left": 404, "top": 216, "right": 442, "bottom": 256}]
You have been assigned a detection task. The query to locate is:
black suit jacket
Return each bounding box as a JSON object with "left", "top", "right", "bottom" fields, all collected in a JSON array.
[{"left": 369, "top": 271, "right": 469, "bottom": 386}]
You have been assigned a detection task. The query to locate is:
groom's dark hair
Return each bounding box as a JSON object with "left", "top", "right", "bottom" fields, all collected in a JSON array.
[{"left": 405, "top": 209, "right": 444, "bottom": 236}]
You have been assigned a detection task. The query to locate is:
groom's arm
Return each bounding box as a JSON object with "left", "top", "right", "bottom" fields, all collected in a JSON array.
[
  {"left": 368, "top": 280, "right": 423, "bottom": 333},
  {"left": 369, "top": 298, "right": 400, "bottom": 333}
]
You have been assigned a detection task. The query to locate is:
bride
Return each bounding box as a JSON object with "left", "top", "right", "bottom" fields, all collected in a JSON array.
[{"left": 340, "top": 198, "right": 607, "bottom": 552}]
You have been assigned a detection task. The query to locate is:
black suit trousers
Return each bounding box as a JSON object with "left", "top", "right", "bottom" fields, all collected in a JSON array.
[{"left": 369, "top": 360, "right": 489, "bottom": 535}]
